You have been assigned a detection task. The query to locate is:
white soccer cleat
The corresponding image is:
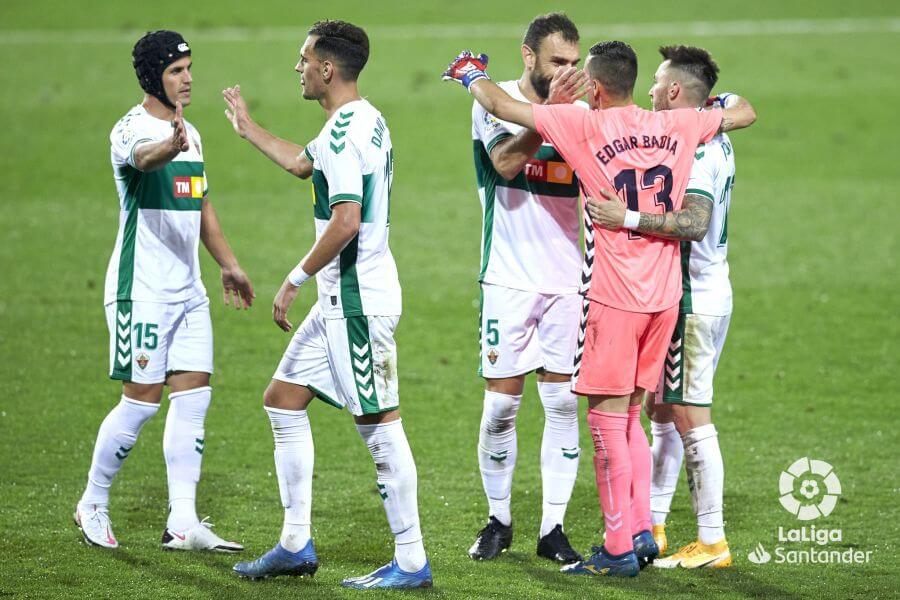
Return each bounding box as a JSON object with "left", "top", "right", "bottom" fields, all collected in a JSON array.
[
  {"left": 74, "top": 503, "right": 119, "bottom": 549},
  {"left": 161, "top": 517, "right": 243, "bottom": 553}
]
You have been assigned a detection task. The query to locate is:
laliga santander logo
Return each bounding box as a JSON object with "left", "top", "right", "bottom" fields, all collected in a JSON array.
[{"left": 779, "top": 457, "right": 841, "bottom": 520}]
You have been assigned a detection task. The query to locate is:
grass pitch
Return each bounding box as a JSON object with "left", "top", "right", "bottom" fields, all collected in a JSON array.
[{"left": 1, "top": 1, "right": 898, "bottom": 598}]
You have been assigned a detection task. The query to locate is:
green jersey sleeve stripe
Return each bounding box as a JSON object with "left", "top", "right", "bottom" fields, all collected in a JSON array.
[
  {"left": 128, "top": 138, "right": 154, "bottom": 166},
  {"left": 304, "top": 146, "right": 314, "bottom": 162},
  {"left": 685, "top": 187, "right": 715, "bottom": 201},
  {"left": 329, "top": 193, "right": 363, "bottom": 206},
  {"left": 485, "top": 133, "right": 513, "bottom": 154}
]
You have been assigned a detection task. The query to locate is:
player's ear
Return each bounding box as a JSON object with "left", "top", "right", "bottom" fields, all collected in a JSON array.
[
  {"left": 521, "top": 44, "right": 536, "bottom": 70},
  {"left": 669, "top": 81, "right": 680, "bottom": 103},
  {"left": 321, "top": 59, "right": 333, "bottom": 83}
]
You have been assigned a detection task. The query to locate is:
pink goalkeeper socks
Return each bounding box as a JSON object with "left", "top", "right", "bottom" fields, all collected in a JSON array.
[
  {"left": 587, "top": 408, "right": 633, "bottom": 556},
  {"left": 627, "top": 404, "right": 652, "bottom": 535}
]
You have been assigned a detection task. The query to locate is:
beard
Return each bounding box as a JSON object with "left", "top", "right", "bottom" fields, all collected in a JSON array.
[{"left": 529, "top": 69, "right": 553, "bottom": 101}]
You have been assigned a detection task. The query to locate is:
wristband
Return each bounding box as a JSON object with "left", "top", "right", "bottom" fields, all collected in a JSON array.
[
  {"left": 288, "top": 264, "right": 311, "bottom": 287},
  {"left": 623, "top": 210, "right": 641, "bottom": 230}
]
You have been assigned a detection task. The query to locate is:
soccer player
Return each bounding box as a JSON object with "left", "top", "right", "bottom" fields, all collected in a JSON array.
[
  {"left": 590, "top": 46, "right": 739, "bottom": 570},
  {"left": 75, "top": 30, "right": 255, "bottom": 552},
  {"left": 443, "top": 40, "right": 755, "bottom": 576},
  {"left": 222, "top": 20, "right": 431, "bottom": 589},
  {"left": 467, "top": 13, "right": 585, "bottom": 565}
]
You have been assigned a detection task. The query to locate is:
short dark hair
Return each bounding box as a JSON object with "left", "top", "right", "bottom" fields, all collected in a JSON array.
[
  {"left": 523, "top": 12, "right": 579, "bottom": 53},
  {"left": 308, "top": 20, "right": 369, "bottom": 80},
  {"left": 587, "top": 41, "right": 638, "bottom": 98},
  {"left": 658, "top": 45, "right": 720, "bottom": 99}
]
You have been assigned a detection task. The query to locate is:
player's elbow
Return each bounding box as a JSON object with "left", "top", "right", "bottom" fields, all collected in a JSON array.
[
  {"left": 287, "top": 164, "right": 310, "bottom": 179},
  {"left": 689, "top": 229, "right": 707, "bottom": 243},
  {"left": 494, "top": 160, "right": 522, "bottom": 181}
]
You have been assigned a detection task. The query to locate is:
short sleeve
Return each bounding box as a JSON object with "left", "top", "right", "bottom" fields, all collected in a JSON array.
[
  {"left": 304, "top": 138, "right": 317, "bottom": 163},
  {"left": 685, "top": 148, "right": 717, "bottom": 202},
  {"left": 531, "top": 104, "right": 588, "bottom": 168},
  {"left": 110, "top": 115, "right": 157, "bottom": 169},
  {"left": 318, "top": 138, "right": 364, "bottom": 206},
  {"left": 472, "top": 100, "right": 514, "bottom": 154}
]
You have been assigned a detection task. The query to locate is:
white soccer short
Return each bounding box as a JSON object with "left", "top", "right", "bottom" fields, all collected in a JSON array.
[
  {"left": 659, "top": 312, "right": 731, "bottom": 406},
  {"left": 274, "top": 304, "right": 400, "bottom": 416},
  {"left": 106, "top": 295, "right": 213, "bottom": 384},
  {"left": 478, "top": 283, "right": 581, "bottom": 378}
]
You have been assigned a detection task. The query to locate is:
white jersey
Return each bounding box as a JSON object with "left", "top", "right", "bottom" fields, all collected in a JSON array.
[
  {"left": 471, "top": 80, "right": 582, "bottom": 294},
  {"left": 681, "top": 133, "right": 736, "bottom": 316},
  {"left": 305, "top": 99, "right": 401, "bottom": 319},
  {"left": 104, "top": 104, "right": 208, "bottom": 305}
]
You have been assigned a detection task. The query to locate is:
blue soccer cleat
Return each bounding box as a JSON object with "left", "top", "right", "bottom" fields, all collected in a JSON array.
[
  {"left": 232, "top": 540, "right": 319, "bottom": 580},
  {"left": 632, "top": 530, "right": 660, "bottom": 569},
  {"left": 340, "top": 558, "right": 433, "bottom": 590},
  {"left": 561, "top": 545, "right": 640, "bottom": 577}
]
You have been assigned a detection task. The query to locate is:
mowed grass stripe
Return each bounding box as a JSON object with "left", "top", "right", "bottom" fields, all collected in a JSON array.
[{"left": 1, "top": 17, "right": 899, "bottom": 45}]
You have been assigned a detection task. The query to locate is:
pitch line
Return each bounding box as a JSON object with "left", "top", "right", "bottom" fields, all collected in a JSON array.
[{"left": 0, "top": 17, "right": 898, "bottom": 45}]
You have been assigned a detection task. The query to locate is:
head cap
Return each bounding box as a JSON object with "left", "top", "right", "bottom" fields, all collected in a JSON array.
[{"left": 132, "top": 30, "right": 191, "bottom": 108}]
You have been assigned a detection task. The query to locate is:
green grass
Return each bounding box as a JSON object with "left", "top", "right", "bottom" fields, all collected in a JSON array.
[{"left": 1, "top": 1, "right": 898, "bottom": 598}]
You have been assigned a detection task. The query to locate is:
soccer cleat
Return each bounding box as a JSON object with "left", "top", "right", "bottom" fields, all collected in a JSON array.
[
  {"left": 340, "top": 558, "right": 432, "bottom": 590},
  {"left": 561, "top": 545, "right": 640, "bottom": 577},
  {"left": 468, "top": 516, "right": 512, "bottom": 560},
  {"left": 632, "top": 530, "right": 660, "bottom": 569},
  {"left": 74, "top": 503, "right": 119, "bottom": 549},
  {"left": 161, "top": 517, "right": 243, "bottom": 553},
  {"left": 652, "top": 524, "right": 668, "bottom": 556},
  {"left": 536, "top": 524, "right": 583, "bottom": 564},
  {"left": 653, "top": 539, "right": 732, "bottom": 569},
  {"left": 233, "top": 540, "right": 319, "bottom": 580}
]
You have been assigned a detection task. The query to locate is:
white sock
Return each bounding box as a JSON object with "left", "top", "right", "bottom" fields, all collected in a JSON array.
[
  {"left": 683, "top": 424, "right": 725, "bottom": 544},
  {"left": 266, "top": 406, "right": 314, "bottom": 553},
  {"left": 477, "top": 391, "right": 521, "bottom": 527},
  {"left": 650, "top": 420, "right": 684, "bottom": 526},
  {"left": 80, "top": 396, "right": 159, "bottom": 508},
  {"left": 163, "top": 386, "right": 211, "bottom": 531},
  {"left": 537, "top": 381, "right": 579, "bottom": 537},
  {"left": 357, "top": 419, "right": 426, "bottom": 572}
]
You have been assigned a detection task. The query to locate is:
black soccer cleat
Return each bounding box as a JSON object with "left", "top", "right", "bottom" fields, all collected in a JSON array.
[
  {"left": 468, "top": 516, "right": 513, "bottom": 560},
  {"left": 536, "top": 524, "right": 583, "bottom": 564}
]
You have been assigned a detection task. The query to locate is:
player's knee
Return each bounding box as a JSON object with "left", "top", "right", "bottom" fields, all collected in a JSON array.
[
  {"left": 539, "top": 391, "right": 578, "bottom": 423},
  {"left": 481, "top": 391, "right": 521, "bottom": 429}
]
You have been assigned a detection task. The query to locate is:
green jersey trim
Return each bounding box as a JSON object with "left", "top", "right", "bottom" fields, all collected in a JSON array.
[
  {"left": 339, "top": 235, "right": 363, "bottom": 317},
  {"left": 128, "top": 138, "right": 153, "bottom": 166},
  {"left": 304, "top": 146, "right": 314, "bottom": 162},
  {"left": 329, "top": 193, "right": 363, "bottom": 206},
  {"left": 122, "top": 161, "right": 205, "bottom": 211},
  {"left": 473, "top": 140, "right": 497, "bottom": 282},
  {"left": 115, "top": 169, "right": 141, "bottom": 301},
  {"left": 679, "top": 240, "right": 693, "bottom": 314},
  {"left": 685, "top": 187, "right": 715, "bottom": 202},
  {"left": 485, "top": 132, "right": 512, "bottom": 154}
]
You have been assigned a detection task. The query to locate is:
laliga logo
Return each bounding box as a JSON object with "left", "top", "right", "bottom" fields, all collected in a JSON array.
[{"left": 779, "top": 457, "right": 841, "bottom": 520}]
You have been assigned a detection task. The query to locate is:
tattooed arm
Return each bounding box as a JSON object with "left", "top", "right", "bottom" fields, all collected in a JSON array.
[
  {"left": 719, "top": 95, "right": 756, "bottom": 133},
  {"left": 587, "top": 191, "right": 713, "bottom": 242}
]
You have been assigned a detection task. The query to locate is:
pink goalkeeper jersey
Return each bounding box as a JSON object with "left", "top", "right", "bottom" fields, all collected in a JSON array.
[{"left": 532, "top": 103, "right": 723, "bottom": 313}]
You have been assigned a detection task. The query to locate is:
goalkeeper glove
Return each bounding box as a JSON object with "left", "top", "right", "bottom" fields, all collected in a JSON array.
[{"left": 442, "top": 51, "right": 490, "bottom": 91}]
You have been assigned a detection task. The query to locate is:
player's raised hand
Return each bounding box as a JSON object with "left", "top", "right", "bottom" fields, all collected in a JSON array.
[
  {"left": 272, "top": 277, "right": 300, "bottom": 332},
  {"left": 170, "top": 101, "right": 189, "bottom": 152},
  {"left": 546, "top": 66, "right": 588, "bottom": 105},
  {"left": 442, "top": 51, "right": 490, "bottom": 90},
  {"left": 223, "top": 85, "right": 253, "bottom": 139},
  {"left": 221, "top": 265, "right": 255, "bottom": 310},
  {"left": 586, "top": 188, "right": 627, "bottom": 230}
]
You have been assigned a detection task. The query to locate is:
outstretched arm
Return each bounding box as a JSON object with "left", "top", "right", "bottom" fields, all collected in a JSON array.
[
  {"left": 488, "top": 67, "right": 588, "bottom": 179},
  {"left": 132, "top": 101, "right": 190, "bottom": 172},
  {"left": 200, "top": 198, "right": 255, "bottom": 308},
  {"left": 223, "top": 85, "right": 314, "bottom": 179},
  {"left": 469, "top": 79, "right": 537, "bottom": 131},
  {"left": 717, "top": 93, "right": 757, "bottom": 133},
  {"left": 587, "top": 190, "right": 713, "bottom": 242}
]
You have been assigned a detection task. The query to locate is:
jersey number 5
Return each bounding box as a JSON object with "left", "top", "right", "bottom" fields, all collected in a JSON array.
[{"left": 613, "top": 165, "right": 673, "bottom": 240}]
